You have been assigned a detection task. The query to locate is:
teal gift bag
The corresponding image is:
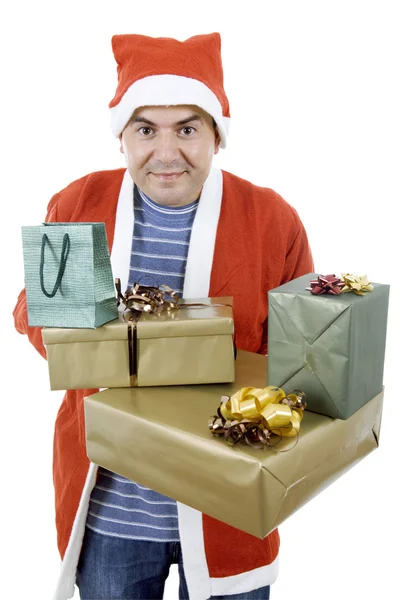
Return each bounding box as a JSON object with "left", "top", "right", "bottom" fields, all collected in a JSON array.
[{"left": 21, "top": 222, "right": 119, "bottom": 328}]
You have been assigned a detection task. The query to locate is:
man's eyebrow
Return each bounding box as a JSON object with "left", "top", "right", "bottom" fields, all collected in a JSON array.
[
  {"left": 175, "top": 115, "right": 204, "bottom": 126},
  {"left": 130, "top": 114, "right": 204, "bottom": 127},
  {"left": 129, "top": 116, "right": 156, "bottom": 126}
]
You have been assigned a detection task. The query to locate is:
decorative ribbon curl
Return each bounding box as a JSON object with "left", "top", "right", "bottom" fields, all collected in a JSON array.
[
  {"left": 208, "top": 386, "right": 307, "bottom": 450},
  {"left": 115, "top": 278, "right": 180, "bottom": 316},
  {"left": 340, "top": 273, "right": 374, "bottom": 295},
  {"left": 306, "top": 274, "right": 345, "bottom": 295}
]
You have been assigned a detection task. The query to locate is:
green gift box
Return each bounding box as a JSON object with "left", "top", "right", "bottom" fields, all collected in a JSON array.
[{"left": 267, "top": 273, "right": 390, "bottom": 419}]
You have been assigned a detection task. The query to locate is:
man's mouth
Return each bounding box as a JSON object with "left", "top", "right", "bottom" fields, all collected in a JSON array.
[{"left": 150, "top": 172, "right": 185, "bottom": 181}]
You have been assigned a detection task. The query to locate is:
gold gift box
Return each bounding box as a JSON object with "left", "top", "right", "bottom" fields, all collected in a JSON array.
[
  {"left": 84, "top": 350, "right": 383, "bottom": 539},
  {"left": 42, "top": 297, "right": 235, "bottom": 390}
]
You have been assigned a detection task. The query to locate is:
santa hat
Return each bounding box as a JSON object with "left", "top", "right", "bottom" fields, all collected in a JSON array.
[{"left": 109, "top": 32, "right": 230, "bottom": 148}]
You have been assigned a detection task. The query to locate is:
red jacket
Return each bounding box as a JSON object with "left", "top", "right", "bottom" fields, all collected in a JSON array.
[{"left": 13, "top": 167, "right": 313, "bottom": 600}]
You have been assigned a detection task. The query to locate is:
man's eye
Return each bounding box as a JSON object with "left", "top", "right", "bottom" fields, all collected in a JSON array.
[
  {"left": 139, "top": 127, "right": 153, "bottom": 135},
  {"left": 181, "top": 126, "right": 195, "bottom": 135}
]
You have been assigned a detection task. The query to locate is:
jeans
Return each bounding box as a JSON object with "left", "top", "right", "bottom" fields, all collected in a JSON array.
[{"left": 77, "top": 528, "right": 271, "bottom": 600}]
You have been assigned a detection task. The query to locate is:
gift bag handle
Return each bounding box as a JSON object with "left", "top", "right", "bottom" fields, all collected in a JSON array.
[{"left": 40, "top": 233, "right": 71, "bottom": 298}]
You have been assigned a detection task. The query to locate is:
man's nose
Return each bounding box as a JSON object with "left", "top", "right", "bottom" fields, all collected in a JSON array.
[{"left": 152, "top": 132, "right": 181, "bottom": 164}]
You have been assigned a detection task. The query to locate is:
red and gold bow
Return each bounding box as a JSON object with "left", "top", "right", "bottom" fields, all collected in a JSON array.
[{"left": 306, "top": 273, "right": 374, "bottom": 296}]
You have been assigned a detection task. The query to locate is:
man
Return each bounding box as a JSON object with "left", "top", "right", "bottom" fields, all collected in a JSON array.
[{"left": 13, "top": 33, "right": 313, "bottom": 600}]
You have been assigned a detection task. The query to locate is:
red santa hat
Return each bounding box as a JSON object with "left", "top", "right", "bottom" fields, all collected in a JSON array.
[{"left": 109, "top": 32, "right": 230, "bottom": 148}]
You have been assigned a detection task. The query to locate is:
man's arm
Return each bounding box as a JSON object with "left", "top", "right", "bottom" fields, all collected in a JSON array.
[
  {"left": 13, "top": 192, "right": 60, "bottom": 359},
  {"left": 280, "top": 217, "right": 314, "bottom": 284},
  {"left": 259, "top": 216, "right": 314, "bottom": 355}
]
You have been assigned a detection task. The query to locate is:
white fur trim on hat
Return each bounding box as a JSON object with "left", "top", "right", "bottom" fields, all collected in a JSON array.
[{"left": 110, "top": 74, "right": 230, "bottom": 148}]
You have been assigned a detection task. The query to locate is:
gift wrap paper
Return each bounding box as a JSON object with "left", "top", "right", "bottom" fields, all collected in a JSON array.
[
  {"left": 268, "top": 273, "right": 389, "bottom": 419},
  {"left": 84, "top": 350, "right": 383, "bottom": 539},
  {"left": 42, "top": 298, "right": 235, "bottom": 389}
]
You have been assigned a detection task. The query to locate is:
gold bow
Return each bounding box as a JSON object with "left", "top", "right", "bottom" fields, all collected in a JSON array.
[
  {"left": 340, "top": 273, "right": 374, "bottom": 295},
  {"left": 209, "top": 386, "right": 307, "bottom": 449}
]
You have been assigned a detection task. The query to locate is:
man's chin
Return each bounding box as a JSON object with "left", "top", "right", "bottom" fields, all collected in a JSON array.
[
  {"left": 146, "top": 181, "right": 198, "bottom": 207},
  {"left": 150, "top": 191, "right": 187, "bottom": 207}
]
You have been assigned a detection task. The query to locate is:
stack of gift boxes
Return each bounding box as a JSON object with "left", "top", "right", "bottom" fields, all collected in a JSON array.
[{"left": 23, "top": 225, "right": 390, "bottom": 539}]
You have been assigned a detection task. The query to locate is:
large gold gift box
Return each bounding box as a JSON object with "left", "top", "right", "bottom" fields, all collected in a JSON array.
[
  {"left": 42, "top": 297, "right": 235, "bottom": 390},
  {"left": 84, "top": 350, "right": 383, "bottom": 539}
]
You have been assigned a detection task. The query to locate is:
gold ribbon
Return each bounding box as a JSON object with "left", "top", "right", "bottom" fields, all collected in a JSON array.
[
  {"left": 340, "top": 273, "right": 374, "bottom": 295},
  {"left": 126, "top": 315, "right": 140, "bottom": 386},
  {"left": 116, "top": 278, "right": 182, "bottom": 386},
  {"left": 209, "top": 387, "right": 307, "bottom": 449}
]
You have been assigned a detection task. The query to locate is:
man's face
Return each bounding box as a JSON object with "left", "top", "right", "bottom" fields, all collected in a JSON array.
[{"left": 119, "top": 105, "right": 220, "bottom": 206}]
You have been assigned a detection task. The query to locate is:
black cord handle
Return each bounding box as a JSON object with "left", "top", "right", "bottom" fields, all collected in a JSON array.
[{"left": 40, "top": 233, "right": 71, "bottom": 298}]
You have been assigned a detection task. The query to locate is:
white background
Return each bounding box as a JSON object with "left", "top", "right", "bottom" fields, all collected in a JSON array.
[{"left": 1, "top": 1, "right": 399, "bottom": 599}]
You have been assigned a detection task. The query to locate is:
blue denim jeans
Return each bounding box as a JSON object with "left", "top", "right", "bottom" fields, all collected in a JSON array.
[{"left": 77, "top": 528, "right": 271, "bottom": 599}]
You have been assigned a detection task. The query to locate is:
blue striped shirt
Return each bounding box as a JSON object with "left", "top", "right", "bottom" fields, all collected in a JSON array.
[{"left": 86, "top": 184, "right": 199, "bottom": 541}]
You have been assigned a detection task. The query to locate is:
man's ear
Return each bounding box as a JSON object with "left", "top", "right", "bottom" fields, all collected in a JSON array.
[
  {"left": 119, "top": 134, "right": 124, "bottom": 154},
  {"left": 214, "top": 132, "right": 221, "bottom": 155}
]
